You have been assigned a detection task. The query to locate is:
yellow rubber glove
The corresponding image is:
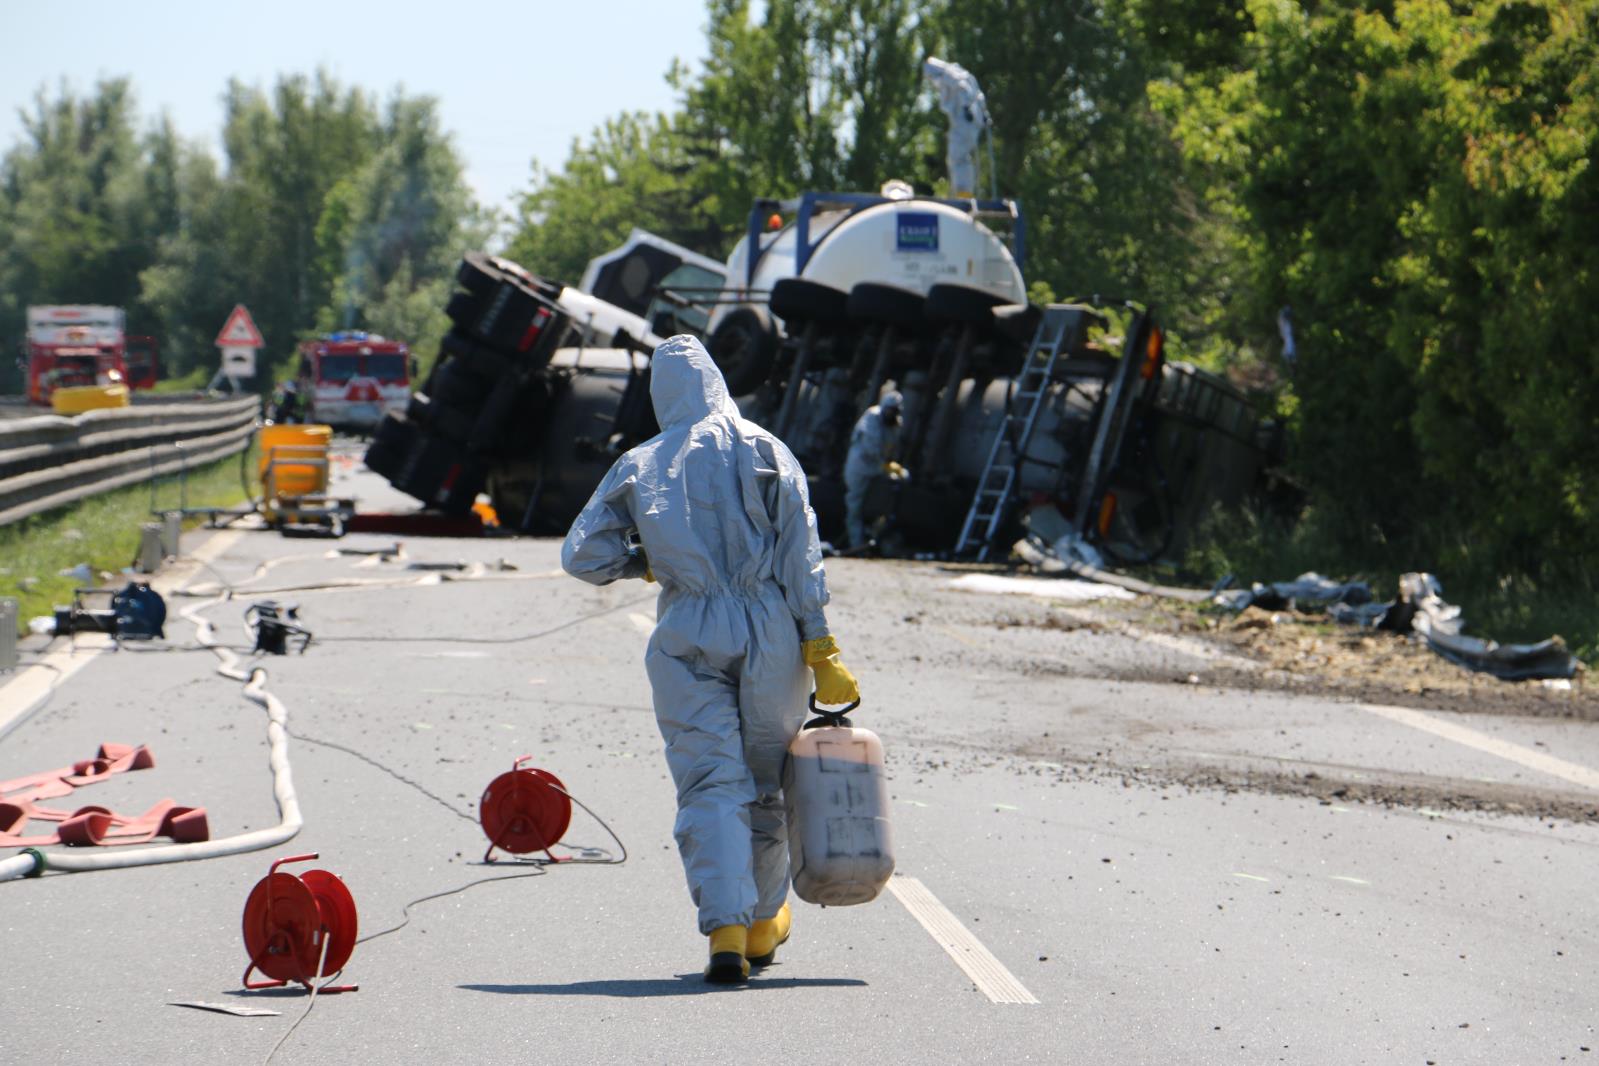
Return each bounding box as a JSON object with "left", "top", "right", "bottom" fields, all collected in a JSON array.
[
  {"left": 801, "top": 635, "right": 860, "bottom": 705},
  {"left": 884, "top": 461, "right": 907, "bottom": 478}
]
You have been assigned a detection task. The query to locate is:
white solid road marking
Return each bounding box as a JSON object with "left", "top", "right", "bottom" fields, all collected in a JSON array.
[
  {"left": 887, "top": 875, "right": 1040, "bottom": 1005},
  {"left": 1359, "top": 702, "right": 1599, "bottom": 792},
  {"left": 0, "top": 529, "right": 243, "bottom": 738}
]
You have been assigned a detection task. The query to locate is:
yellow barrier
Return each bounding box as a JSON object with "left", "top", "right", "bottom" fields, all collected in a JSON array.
[
  {"left": 52, "top": 384, "right": 131, "bottom": 414},
  {"left": 257, "top": 424, "right": 333, "bottom": 499}
]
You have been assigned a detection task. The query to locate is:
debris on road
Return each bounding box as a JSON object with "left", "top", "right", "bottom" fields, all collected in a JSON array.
[
  {"left": 1214, "top": 570, "right": 1578, "bottom": 681},
  {"left": 1018, "top": 540, "right": 1583, "bottom": 683}
]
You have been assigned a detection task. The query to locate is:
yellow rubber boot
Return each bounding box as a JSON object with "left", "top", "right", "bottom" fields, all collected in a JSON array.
[
  {"left": 705, "top": 925, "right": 750, "bottom": 984},
  {"left": 748, "top": 903, "right": 792, "bottom": 968}
]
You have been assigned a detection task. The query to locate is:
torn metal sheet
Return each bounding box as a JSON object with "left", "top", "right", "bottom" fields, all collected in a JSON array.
[
  {"left": 1212, "top": 571, "right": 1374, "bottom": 613},
  {"left": 1396, "top": 573, "right": 1578, "bottom": 681}
]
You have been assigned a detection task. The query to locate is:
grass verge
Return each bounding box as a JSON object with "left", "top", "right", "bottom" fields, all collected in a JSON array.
[{"left": 2, "top": 443, "right": 257, "bottom": 634}]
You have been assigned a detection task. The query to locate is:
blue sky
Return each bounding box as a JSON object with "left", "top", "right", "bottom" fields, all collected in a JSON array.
[{"left": 0, "top": 0, "right": 712, "bottom": 214}]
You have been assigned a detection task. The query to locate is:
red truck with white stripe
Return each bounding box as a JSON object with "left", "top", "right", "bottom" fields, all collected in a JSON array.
[{"left": 25, "top": 305, "right": 158, "bottom": 405}]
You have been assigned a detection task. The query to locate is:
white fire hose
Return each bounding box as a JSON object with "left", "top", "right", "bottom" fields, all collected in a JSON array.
[{"left": 0, "top": 595, "right": 303, "bottom": 882}]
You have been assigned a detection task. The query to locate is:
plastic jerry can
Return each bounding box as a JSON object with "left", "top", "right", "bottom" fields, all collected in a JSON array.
[{"left": 783, "top": 698, "right": 895, "bottom": 905}]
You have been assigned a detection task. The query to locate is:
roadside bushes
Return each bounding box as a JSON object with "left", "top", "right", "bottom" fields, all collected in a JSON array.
[{"left": 1150, "top": 0, "right": 1599, "bottom": 583}]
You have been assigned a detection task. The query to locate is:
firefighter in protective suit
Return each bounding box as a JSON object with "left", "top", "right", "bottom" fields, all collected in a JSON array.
[{"left": 562, "top": 335, "right": 860, "bottom": 983}]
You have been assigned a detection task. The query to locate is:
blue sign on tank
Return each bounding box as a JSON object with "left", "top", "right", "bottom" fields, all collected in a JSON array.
[{"left": 895, "top": 212, "right": 939, "bottom": 252}]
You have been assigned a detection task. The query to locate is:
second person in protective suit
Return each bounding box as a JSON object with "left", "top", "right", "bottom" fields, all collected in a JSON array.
[
  {"left": 843, "top": 390, "right": 908, "bottom": 550},
  {"left": 562, "top": 335, "right": 860, "bottom": 984}
]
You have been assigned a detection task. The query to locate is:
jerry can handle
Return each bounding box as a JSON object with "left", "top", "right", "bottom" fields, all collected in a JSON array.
[{"left": 804, "top": 693, "right": 861, "bottom": 730}]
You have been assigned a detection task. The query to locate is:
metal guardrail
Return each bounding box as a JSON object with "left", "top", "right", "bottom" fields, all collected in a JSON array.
[{"left": 0, "top": 397, "right": 259, "bottom": 527}]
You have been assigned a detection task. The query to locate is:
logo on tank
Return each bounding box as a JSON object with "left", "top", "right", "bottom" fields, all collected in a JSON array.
[{"left": 895, "top": 213, "right": 939, "bottom": 253}]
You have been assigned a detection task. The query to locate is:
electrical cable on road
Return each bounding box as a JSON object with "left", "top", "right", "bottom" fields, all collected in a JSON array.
[
  {"left": 9, "top": 541, "right": 633, "bottom": 1060},
  {"left": 262, "top": 925, "right": 332, "bottom": 1066},
  {"left": 314, "top": 593, "right": 656, "bottom": 644},
  {"left": 282, "top": 728, "right": 630, "bottom": 862},
  {"left": 284, "top": 728, "right": 477, "bottom": 824}
]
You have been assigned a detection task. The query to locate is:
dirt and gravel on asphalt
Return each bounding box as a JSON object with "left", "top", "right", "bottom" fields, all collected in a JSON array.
[
  {"left": 837, "top": 557, "right": 1599, "bottom": 824},
  {"left": 952, "top": 562, "right": 1593, "bottom": 720}
]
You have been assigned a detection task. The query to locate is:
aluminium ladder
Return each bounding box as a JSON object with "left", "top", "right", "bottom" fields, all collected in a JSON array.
[{"left": 954, "top": 306, "right": 1086, "bottom": 559}]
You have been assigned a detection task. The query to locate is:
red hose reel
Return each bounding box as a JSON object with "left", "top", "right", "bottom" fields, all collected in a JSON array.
[
  {"left": 241, "top": 853, "right": 359, "bottom": 994},
  {"left": 479, "top": 755, "right": 572, "bottom": 863}
]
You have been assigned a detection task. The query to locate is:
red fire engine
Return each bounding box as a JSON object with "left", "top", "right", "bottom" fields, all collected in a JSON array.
[
  {"left": 26, "top": 305, "right": 158, "bottom": 405},
  {"left": 294, "top": 332, "right": 413, "bottom": 430}
]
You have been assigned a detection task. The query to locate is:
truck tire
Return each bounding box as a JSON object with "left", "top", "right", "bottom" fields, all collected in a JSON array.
[
  {"left": 847, "top": 283, "right": 926, "bottom": 331},
  {"left": 457, "top": 251, "right": 549, "bottom": 297},
  {"left": 708, "top": 306, "right": 780, "bottom": 397},
  {"left": 925, "top": 284, "right": 1008, "bottom": 328},
  {"left": 407, "top": 392, "right": 477, "bottom": 446},
  {"left": 425, "top": 359, "right": 494, "bottom": 411},
  {"left": 362, "top": 413, "right": 417, "bottom": 481},
  {"left": 769, "top": 278, "right": 849, "bottom": 328},
  {"left": 438, "top": 329, "right": 516, "bottom": 382},
  {"left": 989, "top": 303, "right": 1042, "bottom": 346}
]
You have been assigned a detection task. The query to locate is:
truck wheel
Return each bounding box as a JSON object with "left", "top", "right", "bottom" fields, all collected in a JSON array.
[
  {"left": 708, "top": 306, "right": 779, "bottom": 396},
  {"left": 847, "top": 283, "right": 926, "bottom": 331},
  {"left": 989, "top": 303, "right": 1042, "bottom": 346},
  {"left": 425, "top": 359, "right": 494, "bottom": 410},
  {"left": 769, "top": 278, "right": 849, "bottom": 328},
  {"left": 439, "top": 329, "right": 515, "bottom": 382},
  {"left": 362, "top": 413, "right": 418, "bottom": 480},
  {"left": 925, "top": 284, "right": 1008, "bottom": 328},
  {"left": 445, "top": 290, "right": 488, "bottom": 328},
  {"left": 458, "top": 251, "right": 547, "bottom": 296}
]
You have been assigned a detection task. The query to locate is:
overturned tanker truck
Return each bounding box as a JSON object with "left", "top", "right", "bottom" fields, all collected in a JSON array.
[
  {"left": 365, "top": 199, "right": 1267, "bottom": 563},
  {"left": 366, "top": 63, "right": 1271, "bottom": 562}
]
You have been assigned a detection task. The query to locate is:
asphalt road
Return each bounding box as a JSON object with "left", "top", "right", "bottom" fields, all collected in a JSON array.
[{"left": 2, "top": 458, "right": 1596, "bottom": 1065}]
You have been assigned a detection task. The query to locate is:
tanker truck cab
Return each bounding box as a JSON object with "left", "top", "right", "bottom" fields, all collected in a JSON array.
[
  {"left": 295, "top": 331, "right": 414, "bottom": 431},
  {"left": 579, "top": 229, "right": 727, "bottom": 339}
]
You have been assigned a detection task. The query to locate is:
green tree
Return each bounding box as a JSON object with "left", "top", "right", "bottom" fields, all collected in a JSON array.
[
  {"left": 312, "top": 95, "right": 484, "bottom": 372},
  {"left": 510, "top": 0, "right": 939, "bottom": 283},
  {"left": 212, "top": 72, "right": 383, "bottom": 379},
  {"left": 1148, "top": 0, "right": 1599, "bottom": 576}
]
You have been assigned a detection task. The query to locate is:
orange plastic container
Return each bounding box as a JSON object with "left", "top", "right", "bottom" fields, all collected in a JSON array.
[
  {"left": 257, "top": 424, "right": 332, "bottom": 498},
  {"left": 782, "top": 701, "right": 895, "bottom": 906}
]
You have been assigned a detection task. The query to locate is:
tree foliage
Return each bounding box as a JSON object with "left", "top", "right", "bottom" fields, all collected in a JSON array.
[
  {"left": 0, "top": 72, "right": 477, "bottom": 388},
  {"left": 1150, "top": 0, "right": 1599, "bottom": 572},
  {"left": 510, "top": 0, "right": 940, "bottom": 284}
]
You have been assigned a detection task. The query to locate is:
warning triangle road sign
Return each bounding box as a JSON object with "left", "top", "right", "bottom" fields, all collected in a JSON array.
[{"left": 215, "top": 304, "right": 264, "bottom": 348}]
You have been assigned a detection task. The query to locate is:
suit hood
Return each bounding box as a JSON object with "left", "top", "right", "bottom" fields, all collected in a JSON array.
[{"left": 650, "top": 334, "right": 741, "bottom": 428}]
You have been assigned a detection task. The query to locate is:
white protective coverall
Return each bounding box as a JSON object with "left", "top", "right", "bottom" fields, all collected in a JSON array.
[
  {"left": 843, "top": 398, "right": 901, "bottom": 549},
  {"left": 562, "top": 335, "right": 831, "bottom": 933}
]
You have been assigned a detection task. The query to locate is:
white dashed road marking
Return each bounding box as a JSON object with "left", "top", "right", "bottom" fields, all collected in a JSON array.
[
  {"left": 887, "top": 875, "right": 1039, "bottom": 1005},
  {"left": 1359, "top": 702, "right": 1599, "bottom": 792}
]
